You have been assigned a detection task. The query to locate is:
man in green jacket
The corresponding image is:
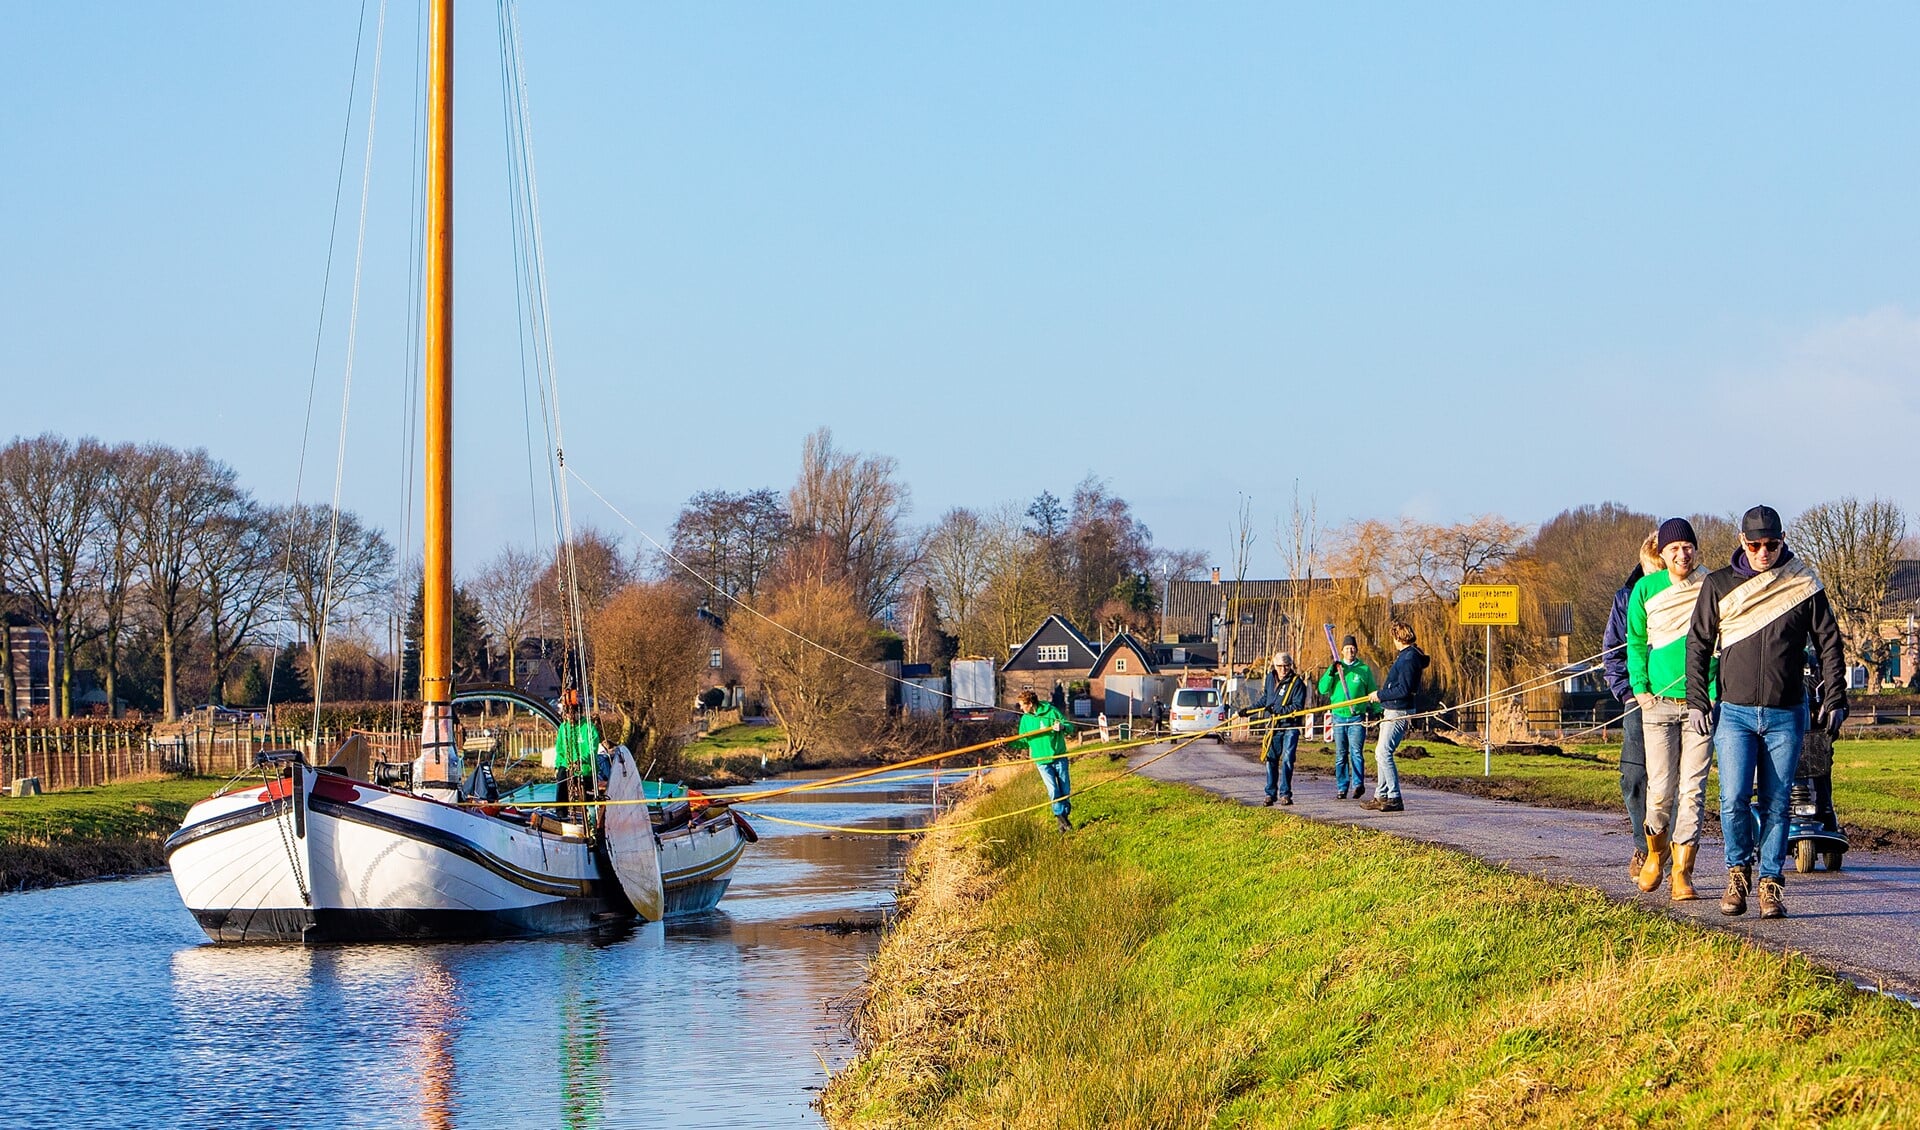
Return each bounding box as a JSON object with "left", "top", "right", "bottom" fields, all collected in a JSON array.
[
  {"left": 1317, "top": 635, "right": 1380, "bottom": 799},
  {"left": 1015, "top": 689, "right": 1075, "bottom": 832},
  {"left": 555, "top": 690, "right": 600, "bottom": 804},
  {"left": 1628, "top": 518, "right": 1712, "bottom": 900}
]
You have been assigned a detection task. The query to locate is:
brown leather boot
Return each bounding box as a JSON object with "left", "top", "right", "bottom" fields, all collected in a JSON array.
[
  {"left": 1719, "top": 864, "right": 1753, "bottom": 916},
  {"left": 1757, "top": 875, "right": 1786, "bottom": 919},
  {"left": 1669, "top": 842, "right": 1698, "bottom": 901},
  {"left": 1636, "top": 829, "right": 1670, "bottom": 893},
  {"left": 1629, "top": 839, "right": 1647, "bottom": 885}
]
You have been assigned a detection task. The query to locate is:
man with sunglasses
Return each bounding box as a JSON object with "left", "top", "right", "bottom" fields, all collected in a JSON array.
[{"left": 1686, "top": 505, "right": 1848, "bottom": 919}]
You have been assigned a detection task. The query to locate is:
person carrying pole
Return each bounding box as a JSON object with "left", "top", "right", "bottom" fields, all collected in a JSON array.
[
  {"left": 555, "top": 689, "right": 599, "bottom": 805},
  {"left": 1317, "top": 634, "right": 1379, "bottom": 800},
  {"left": 1363, "top": 621, "right": 1429, "bottom": 813},
  {"left": 1628, "top": 518, "right": 1713, "bottom": 900},
  {"left": 1687, "top": 505, "right": 1848, "bottom": 920},
  {"left": 1245, "top": 652, "right": 1307, "bottom": 806},
  {"left": 1015, "top": 689, "right": 1076, "bottom": 832}
]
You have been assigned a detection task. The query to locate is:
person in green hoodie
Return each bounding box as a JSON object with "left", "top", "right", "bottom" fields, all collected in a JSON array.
[
  {"left": 1627, "top": 517, "right": 1713, "bottom": 900},
  {"left": 1317, "top": 634, "right": 1380, "bottom": 800},
  {"left": 1015, "top": 689, "right": 1075, "bottom": 832}
]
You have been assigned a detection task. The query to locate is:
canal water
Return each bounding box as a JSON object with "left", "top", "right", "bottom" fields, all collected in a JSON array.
[{"left": 0, "top": 771, "right": 934, "bottom": 1130}]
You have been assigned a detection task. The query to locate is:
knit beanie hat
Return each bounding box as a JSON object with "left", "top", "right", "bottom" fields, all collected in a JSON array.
[
  {"left": 1656, "top": 517, "right": 1697, "bottom": 551},
  {"left": 1341, "top": 635, "right": 1358, "bottom": 649}
]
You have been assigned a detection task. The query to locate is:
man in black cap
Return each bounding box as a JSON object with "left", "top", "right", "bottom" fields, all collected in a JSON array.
[{"left": 1686, "top": 504, "right": 1848, "bottom": 919}]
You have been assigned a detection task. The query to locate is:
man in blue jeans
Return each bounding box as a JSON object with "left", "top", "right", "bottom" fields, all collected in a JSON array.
[
  {"left": 1318, "top": 635, "right": 1379, "bottom": 800},
  {"left": 1686, "top": 505, "right": 1848, "bottom": 919},
  {"left": 1015, "top": 689, "right": 1075, "bottom": 832}
]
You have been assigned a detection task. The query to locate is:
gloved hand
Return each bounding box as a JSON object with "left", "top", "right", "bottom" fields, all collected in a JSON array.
[
  {"left": 1820, "top": 705, "right": 1848, "bottom": 738},
  {"left": 1687, "top": 708, "right": 1711, "bottom": 737},
  {"left": 1051, "top": 721, "right": 1065, "bottom": 733}
]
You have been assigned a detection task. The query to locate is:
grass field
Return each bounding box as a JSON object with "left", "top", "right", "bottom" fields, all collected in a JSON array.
[
  {"left": 823, "top": 761, "right": 1920, "bottom": 1128},
  {"left": 1266, "top": 735, "right": 1920, "bottom": 848},
  {"left": 0, "top": 776, "right": 228, "bottom": 890}
]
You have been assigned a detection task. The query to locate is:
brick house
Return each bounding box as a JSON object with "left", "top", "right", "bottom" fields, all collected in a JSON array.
[{"left": 999, "top": 614, "right": 1100, "bottom": 709}]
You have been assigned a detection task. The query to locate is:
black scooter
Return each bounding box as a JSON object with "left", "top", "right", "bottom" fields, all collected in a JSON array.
[{"left": 1788, "top": 660, "right": 1848, "bottom": 873}]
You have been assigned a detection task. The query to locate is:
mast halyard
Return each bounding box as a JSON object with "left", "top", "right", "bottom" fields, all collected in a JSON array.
[{"left": 415, "top": 0, "right": 459, "bottom": 798}]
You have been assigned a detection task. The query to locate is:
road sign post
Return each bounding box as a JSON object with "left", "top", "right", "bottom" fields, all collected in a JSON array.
[{"left": 1458, "top": 585, "right": 1520, "bottom": 777}]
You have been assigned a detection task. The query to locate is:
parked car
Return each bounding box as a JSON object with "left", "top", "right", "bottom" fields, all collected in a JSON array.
[{"left": 1169, "top": 687, "right": 1227, "bottom": 742}]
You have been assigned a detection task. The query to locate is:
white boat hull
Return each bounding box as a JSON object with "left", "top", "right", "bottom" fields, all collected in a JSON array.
[{"left": 167, "top": 771, "right": 637, "bottom": 943}]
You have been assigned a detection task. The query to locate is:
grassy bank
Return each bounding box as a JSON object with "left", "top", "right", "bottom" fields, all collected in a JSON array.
[
  {"left": 1250, "top": 736, "right": 1920, "bottom": 850},
  {"left": 0, "top": 777, "right": 223, "bottom": 891},
  {"left": 823, "top": 762, "right": 1920, "bottom": 1128}
]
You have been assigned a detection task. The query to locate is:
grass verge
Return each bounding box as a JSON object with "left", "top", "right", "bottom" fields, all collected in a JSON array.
[
  {"left": 822, "top": 763, "right": 1920, "bottom": 1128},
  {"left": 0, "top": 776, "right": 225, "bottom": 891}
]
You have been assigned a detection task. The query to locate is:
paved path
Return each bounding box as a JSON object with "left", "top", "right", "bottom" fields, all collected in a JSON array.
[{"left": 1130, "top": 741, "right": 1920, "bottom": 1000}]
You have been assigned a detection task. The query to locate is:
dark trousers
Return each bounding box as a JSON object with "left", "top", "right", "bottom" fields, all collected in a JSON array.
[{"left": 1618, "top": 700, "right": 1647, "bottom": 844}]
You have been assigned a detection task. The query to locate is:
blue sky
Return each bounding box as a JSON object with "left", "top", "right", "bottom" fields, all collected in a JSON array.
[{"left": 6, "top": 3, "right": 1918, "bottom": 576}]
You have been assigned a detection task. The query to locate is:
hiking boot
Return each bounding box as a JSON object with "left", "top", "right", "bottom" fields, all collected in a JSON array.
[
  {"left": 1056, "top": 813, "right": 1072, "bottom": 833},
  {"left": 1281, "top": 795, "right": 1294, "bottom": 806},
  {"left": 1360, "top": 796, "right": 1404, "bottom": 812},
  {"left": 1636, "top": 829, "right": 1670, "bottom": 893},
  {"left": 1628, "top": 848, "right": 1647, "bottom": 886},
  {"left": 1670, "top": 842, "right": 1699, "bottom": 902},
  {"left": 1335, "top": 789, "right": 1348, "bottom": 800},
  {"left": 1719, "top": 865, "right": 1753, "bottom": 916},
  {"left": 1757, "top": 876, "right": 1786, "bottom": 919},
  {"left": 1263, "top": 795, "right": 1276, "bottom": 807}
]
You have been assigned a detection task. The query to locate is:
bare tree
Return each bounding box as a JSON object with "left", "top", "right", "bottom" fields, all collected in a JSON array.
[
  {"left": 201, "top": 502, "right": 282, "bottom": 706},
  {"left": 920, "top": 507, "right": 998, "bottom": 630},
  {"left": 0, "top": 434, "right": 107, "bottom": 717},
  {"left": 128, "top": 446, "right": 244, "bottom": 720},
  {"left": 788, "top": 427, "right": 916, "bottom": 620},
  {"left": 1223, "top": 495, "right": 1256, "bottom": 677},
  {"left": 89, "top": 443, "right": 143, "bottom": 716},
  {"left": 1793, "top": 497, "right": 1908, "bottom": 692},
  {"left": 1272, "top": 483, "right": 1320, "bottom": 663},
  {"left": 273, "top": 503, "right": 396, "bottom": 699},
  {"left": 667, "top": 488, "right": 791, "bottom": 599},
  {"left": 471, "top": 545, "right": 541, "bottom": 686}
]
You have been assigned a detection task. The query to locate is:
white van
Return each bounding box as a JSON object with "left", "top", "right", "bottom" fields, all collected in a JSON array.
[{"left": 1169, "top": 686, "right": 1227, "bottom": 741}]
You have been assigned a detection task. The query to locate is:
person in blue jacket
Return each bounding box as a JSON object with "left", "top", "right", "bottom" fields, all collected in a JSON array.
[
  {"left": 1602, "top": 533, "right": 1661, "bottom": 882},
  {"left": 1362, "top": 620, "right": 1428, "bottom": 813},
  {"left": 1244, "top": 652, "right": 1308, "bottom": 806}
]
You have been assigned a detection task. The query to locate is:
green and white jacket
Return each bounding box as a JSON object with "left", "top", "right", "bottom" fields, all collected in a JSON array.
[{"left": 1628, "top": 568, "right": 1710, "bottom": 700}]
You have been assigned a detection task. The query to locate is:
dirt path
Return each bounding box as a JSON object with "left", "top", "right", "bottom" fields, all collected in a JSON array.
[{"left": 1133, "top": 741, "right": 1920, "bottom": 1000}]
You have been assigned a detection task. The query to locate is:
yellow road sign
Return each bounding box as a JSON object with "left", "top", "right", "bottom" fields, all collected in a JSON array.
[{"left": 1458, "top": 584, "right": 1520, "bottom": 625}]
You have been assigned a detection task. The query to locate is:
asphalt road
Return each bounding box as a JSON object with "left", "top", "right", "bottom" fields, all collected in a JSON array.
[{"left": 1131, "top": 740, "right": 1920, "bottom": 1000}]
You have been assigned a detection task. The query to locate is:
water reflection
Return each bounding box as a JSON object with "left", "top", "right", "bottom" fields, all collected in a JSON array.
[{"left": 0, "top": 771, "right": 925, "bottom": 1130}]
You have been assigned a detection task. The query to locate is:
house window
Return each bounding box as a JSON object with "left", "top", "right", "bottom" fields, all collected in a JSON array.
[
  {"left": 1037, "top": 644, "right": 1069, "bottom": 664},
  {"left": 709, "top": 649, "right": 724, "bottom": 669},
  {"left": 1115, "top": 658, "right": 1128, "bottom": 673}
]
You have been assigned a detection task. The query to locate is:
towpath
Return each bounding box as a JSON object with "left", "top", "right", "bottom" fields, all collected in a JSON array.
[{"left": 1131, "top": 741, "right": 1920, "bottom": 999}]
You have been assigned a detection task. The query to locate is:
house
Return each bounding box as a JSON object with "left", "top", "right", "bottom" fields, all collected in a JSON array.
[
  {"left": 999, "top": 614, "right": 1101, "bottom": 709},
  {"left": 1087, "top": 632, "right": 1175, "bottom": 718},
  {"left": 1874, "top": 560, "right": 1920, "bottom": 687},
  {"left": 1162, "top": 573, "right": 1343, "bottom": 670}
]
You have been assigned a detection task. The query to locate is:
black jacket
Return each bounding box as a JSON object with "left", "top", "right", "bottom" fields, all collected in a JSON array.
[
  {"left": 1377, "top": 645, "right": 1430, "bottom": 711},
  {"left": 1686, "top": 547, "right": 1847, "bottom": 716},
  {"left": 1248, "top": 670, "right": 1308, "bottom": 730},
  {"left": 1601, "top": 565, "right": 1647, "bottom": 704}
]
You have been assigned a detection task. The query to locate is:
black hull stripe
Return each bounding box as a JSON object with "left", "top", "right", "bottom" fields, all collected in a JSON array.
[
  {"left": 165, "top": 801, "right": 281, "bottom": 859},
  {"left": 309, "top": 796, "right": 601, "bottom": 899}
]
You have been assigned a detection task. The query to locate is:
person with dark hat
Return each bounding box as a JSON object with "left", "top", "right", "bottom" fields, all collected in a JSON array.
[
  {"left": 1602, "top": 532, "right": 1661, "bottom": 882},
  {"left": 1687, "top": 504, "right": 1848, "bottom": 919},
  {"left": 1628, "top": 517, "right": 1713, "bottom": 900},
  {"left": 1317, "top": 634, "right": 1379, "bottom": 799}
]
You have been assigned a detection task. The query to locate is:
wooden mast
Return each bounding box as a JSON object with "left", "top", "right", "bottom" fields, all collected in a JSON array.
[{"left": 417, "top": 0, "right": 457, "bottom": 793}]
